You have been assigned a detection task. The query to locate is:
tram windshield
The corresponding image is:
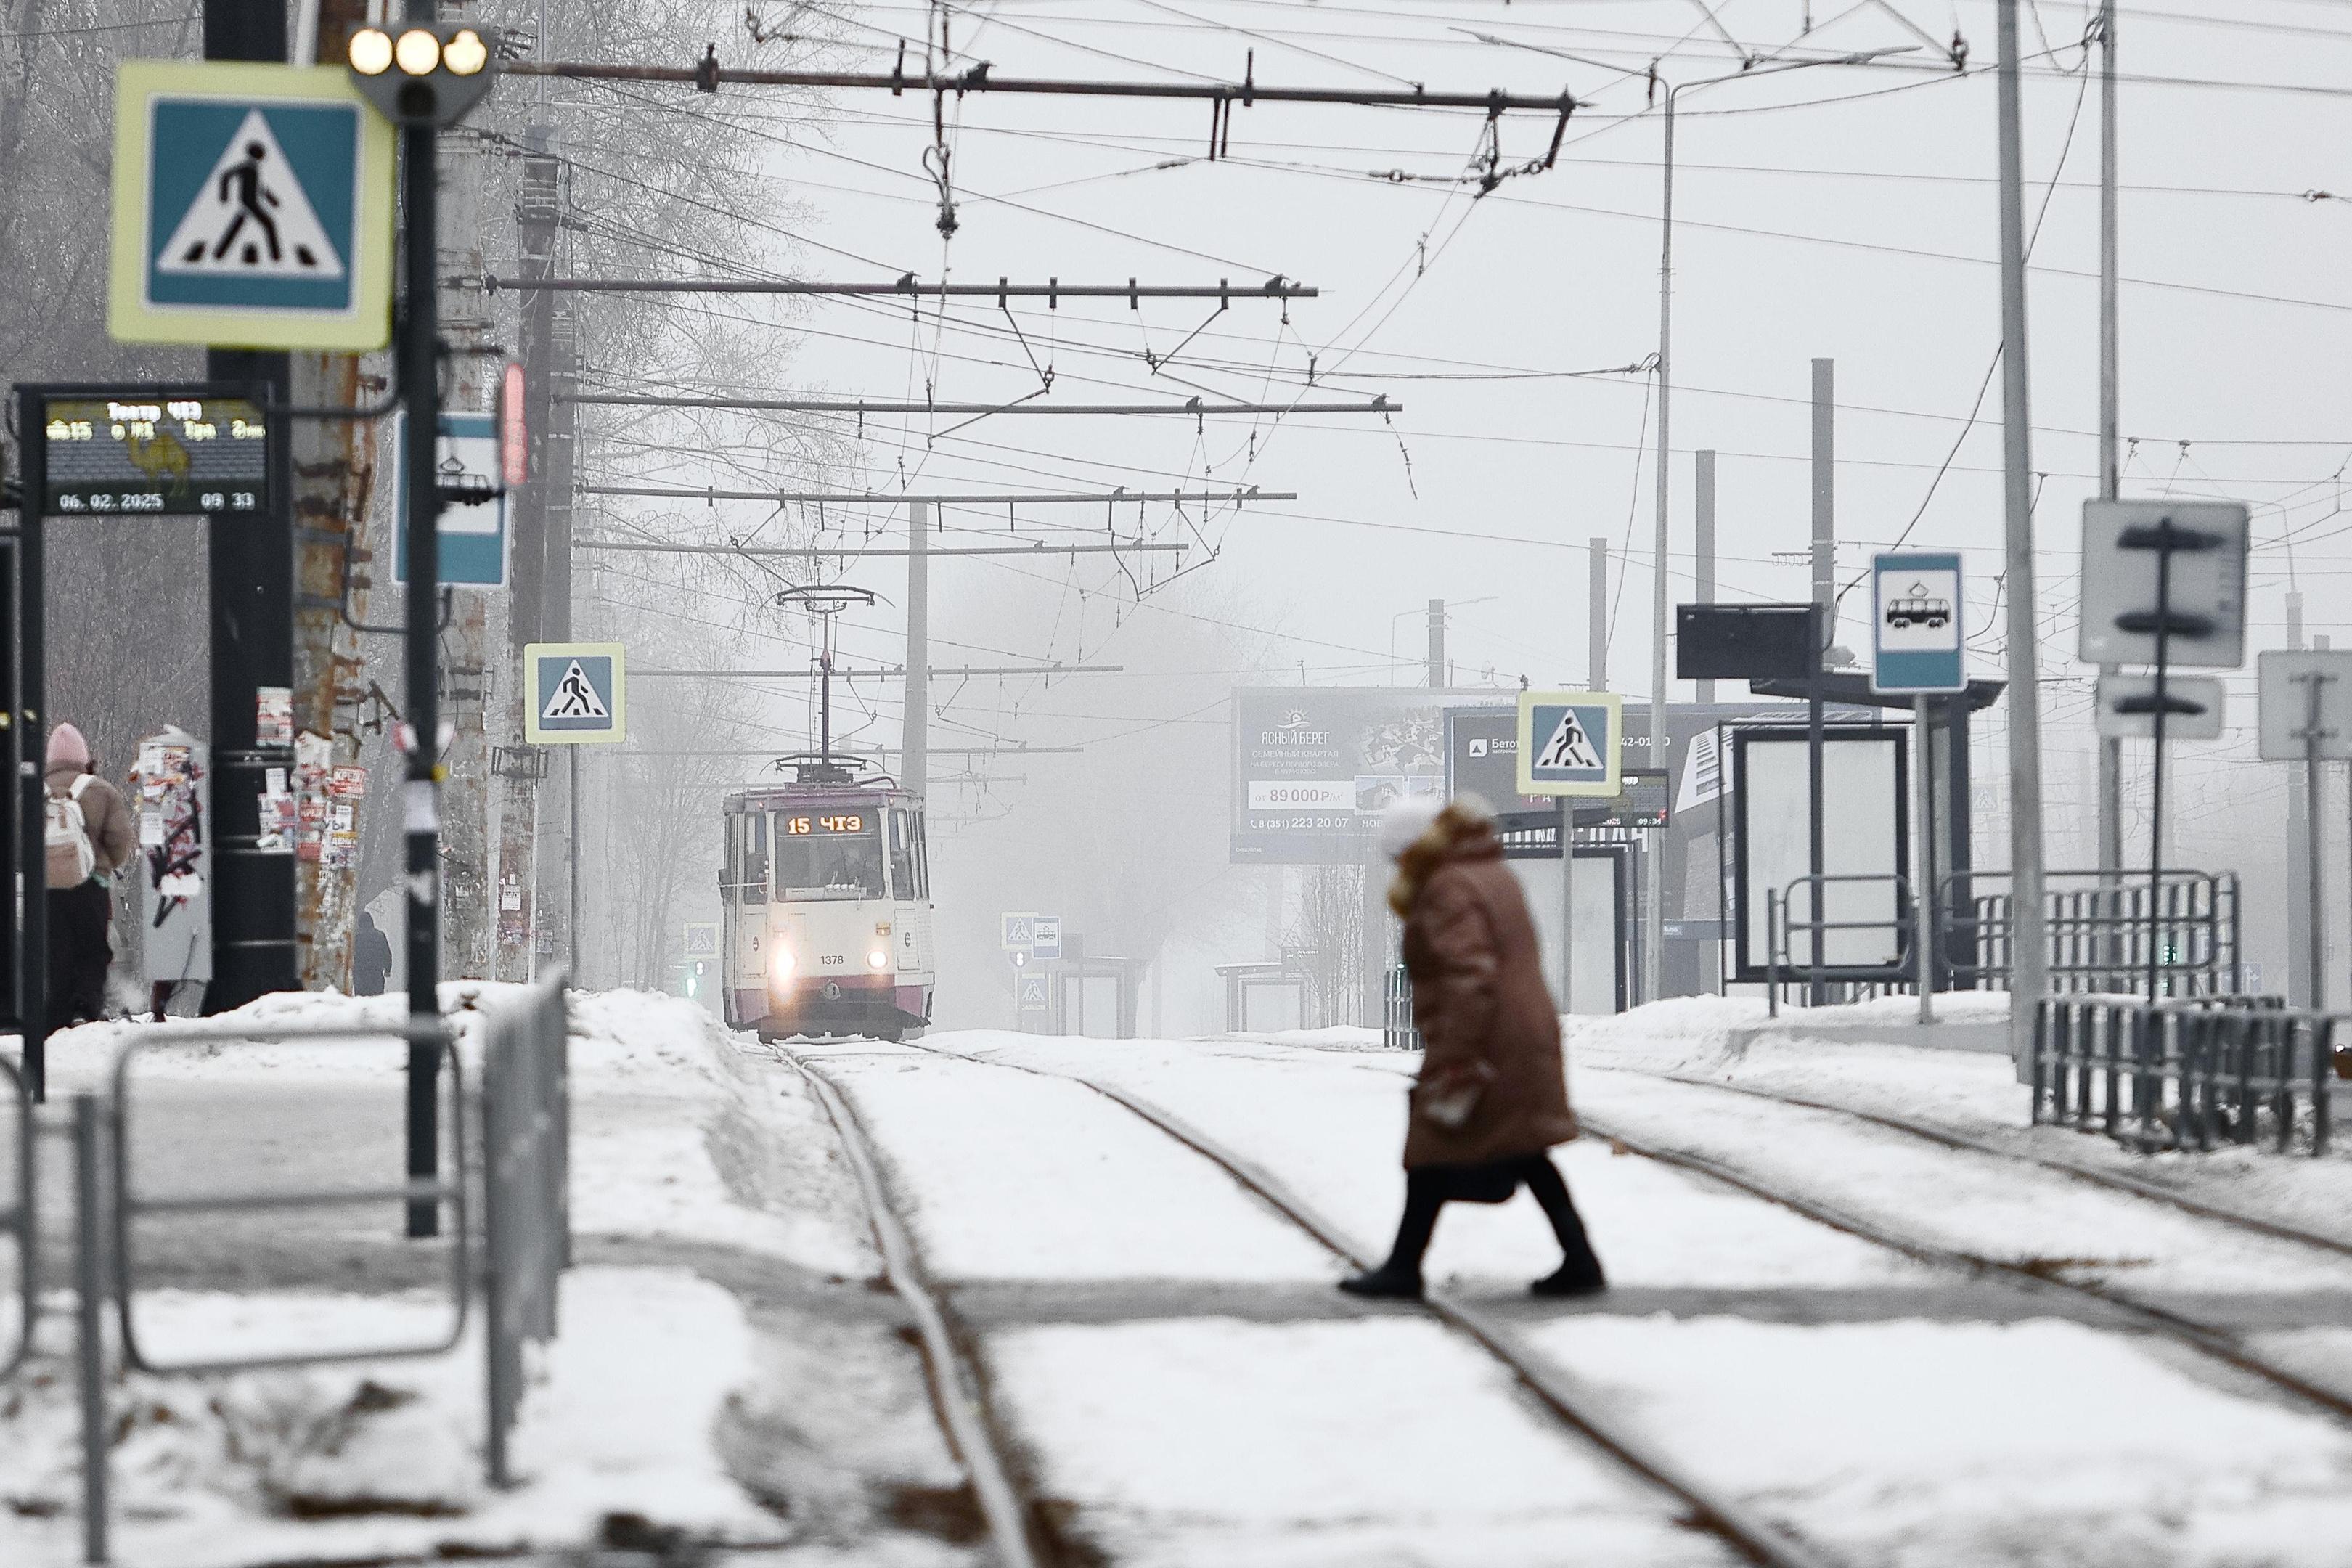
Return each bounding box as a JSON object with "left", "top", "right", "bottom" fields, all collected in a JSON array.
[{"left": 771, "top": 807, "right": 886, "bottom": 897}]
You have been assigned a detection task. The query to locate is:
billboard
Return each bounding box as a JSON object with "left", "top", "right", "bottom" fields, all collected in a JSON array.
[{"left": 1230, "top": 687, "right": 1499, "bottom": 863}]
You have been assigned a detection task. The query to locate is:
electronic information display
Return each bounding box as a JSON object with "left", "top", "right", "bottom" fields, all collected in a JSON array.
[{"left": 40, "top": 394, "right": 269, "bottom": 515}]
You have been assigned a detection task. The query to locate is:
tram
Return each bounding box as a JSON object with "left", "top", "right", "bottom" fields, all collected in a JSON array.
[{"left": 719, "top": 756, "right": 935, "bottom": 1041}]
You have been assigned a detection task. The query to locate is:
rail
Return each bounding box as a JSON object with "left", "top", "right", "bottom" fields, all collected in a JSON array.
[
  {"left": 12, "top": 979, "right": 575, "bottom": 1564},
  {"left": 483, "top": 973, "right": 574, "bottom": 1487},
  {"left": 2033, "top": 993, "right": 2337, "bottom": 1156},
  {"left": 1764, "top": 873, "right": 1916, "bottom": 1016},
  {"left": 1381, "top": 963, "right": 1421, "bottom": 1052},
  {"left": 1942, "top": 870, "right": 2239, "bottom": 996}
]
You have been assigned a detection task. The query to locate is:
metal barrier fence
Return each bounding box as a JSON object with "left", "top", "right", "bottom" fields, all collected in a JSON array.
[
  {"left": 1383, "top": 963, "right": 1421, "bottom": 1052},
  {"left": 1943, "top": 870, "right": 2239, "bottom": 996},
  {"left": 1, "top": 1054, "right": 28, "bottom": 1381},
  {"left": 1764, "top": 874, "right": 1916, "bottom": 1016},
  {"left": 6, "top": 975, "right": 573, "bottom": 1564},
  {"left": 483, "top": 973, "right": 573, "bottom": 1487},
  {"left": 2033, "top": 993, "right": 2337, "bottom": 1156}
]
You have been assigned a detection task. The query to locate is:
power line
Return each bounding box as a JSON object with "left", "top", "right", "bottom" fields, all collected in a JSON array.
[
  {"left": 508, "top": 56, "right": 1581, "bottom": 116},
  {"left": 580, "top": 485, "right": 1294, "bottom": 505},
  {"left": 563, "top": 393, "right": 1396, "bottom": 415},
  {"left": 634, "top": 663, "right": 1125, "bottom": 679},
  {"left": 579, "top": 539, "right": 1186, "bottom": 558},
  {"left": 491, "top": 275, "right": 1317, "bottom": 301}
]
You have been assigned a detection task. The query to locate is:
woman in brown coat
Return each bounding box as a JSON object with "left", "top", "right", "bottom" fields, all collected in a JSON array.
[{"left": 1339, "top": 793, "right": 1606, "bottom": 1300}]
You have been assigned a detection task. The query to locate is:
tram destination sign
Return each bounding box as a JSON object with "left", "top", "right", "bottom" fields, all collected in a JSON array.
[{"left": 38, "top": 391, "right": 269, "bottom": 515}]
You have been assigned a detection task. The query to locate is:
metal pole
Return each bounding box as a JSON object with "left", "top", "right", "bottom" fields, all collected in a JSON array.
[
  {"left": 1997, "top": 0, "right": 2051, "bottom": 1063},
  {"left": 905, "top": 501, "right": 928, "bottom": 793},
  {"left": 1648, "top": 89, "right": 1677, "bottom": 1010},
  {"left": 74, "top": 1094, "right": 107, "bottom": 1566},
  {"left": 568, "top": 746, "right": 581, "bottom": 981},
  {"left": 1426, "top": 598, "right": 1445, "bottom": 689},
  {"left": 17, "top": 392, "right": 46, "bottom": 1101},
  {"left": 1694, "top": 449, "right": 1716, "bottom": 705},
  {"left": 401, "top": 99, "right": 445, "bottom": 1241},
  {"left": 2096, "top": 0, "right": 2123, "bottom": 886},
  {"left": 2289, "top": 592, "right": 2312, "bottom": 1004},
  {"left": 2145, "top": 543, "right": 2172, "bottom": 1007},
  {"left": 2306, "top": 673, "right": 2328, "bottom": 1011},
  {"left": 1559, "top": 796, "right": 1576, "bottom": 1017},
  {"left": 1811, "top": 359, "right": 1835, "bottom": 632},
  {"left": 1916, "top": 695, "right": 1935, "bottom": 1024},
  {"left": 1808, "top": 367, "right": 1832, "bottom": 1009},
  {"left": 1588, "top": 539, "right": 1609, "bottom": 689}
]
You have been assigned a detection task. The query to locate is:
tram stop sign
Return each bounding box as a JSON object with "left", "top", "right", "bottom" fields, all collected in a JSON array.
[
  {"left": 1869, "top": 551, "right": 1967, "bottom": 695},
  {"left": 523, "top": 642, "right": 626, "bottom": 744},
  {"left": 108, "top": 61, "right": 395, "bottom": 351}
]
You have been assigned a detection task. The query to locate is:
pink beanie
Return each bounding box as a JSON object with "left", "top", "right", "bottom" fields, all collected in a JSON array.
[{"left": 46, "top": 723, "right": 89, "bottom": 771}]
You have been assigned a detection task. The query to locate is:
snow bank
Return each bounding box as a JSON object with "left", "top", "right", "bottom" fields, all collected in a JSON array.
[{"left": 0, "top": 1268, "right": 772, "bottom": 1568}]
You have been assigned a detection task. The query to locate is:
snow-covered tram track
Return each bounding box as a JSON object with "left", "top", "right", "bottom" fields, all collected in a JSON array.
[
  {"left": 899, "top": 1040, "right": 1845, "bottom": 1568},
  {"left": 776, "top": 1047, "right": 1048, "bottom": 1568},
  {"left": 1591, "top": 1063, "right": 2352, "bottom": 1263}
]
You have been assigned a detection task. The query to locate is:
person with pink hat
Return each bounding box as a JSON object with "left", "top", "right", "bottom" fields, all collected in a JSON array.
[{"left": 44, "top": 723, "right": 134, "bottom": 1024}]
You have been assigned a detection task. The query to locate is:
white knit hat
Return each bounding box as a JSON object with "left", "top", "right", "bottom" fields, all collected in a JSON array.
[{"left": 1373, "top": 795, "right": 1445, "bottom": 859}]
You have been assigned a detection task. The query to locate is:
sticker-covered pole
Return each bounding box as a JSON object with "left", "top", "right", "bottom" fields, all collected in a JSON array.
[{"left": 401, "top": 99, "right": 444, "bottom": 1240}]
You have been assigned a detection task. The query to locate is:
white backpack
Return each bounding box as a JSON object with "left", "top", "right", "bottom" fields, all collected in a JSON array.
[{"left": 45, "top": 775, "right": 97, "bottom": 889}]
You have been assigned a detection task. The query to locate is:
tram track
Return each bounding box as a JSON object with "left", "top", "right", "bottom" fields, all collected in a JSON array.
[
  {"left": 894, "top": 1039, "right": 1847, "bottom": 1568},
  {"left": 1590, "top": 1062, "right": 2352, "bottom": 1262},
  {"left": 1550, "top": 1068, "right": 2352, "bottom": 1429},
  {"left": 774, "top": 1047, "right": 1047, "bottom": 1568}
]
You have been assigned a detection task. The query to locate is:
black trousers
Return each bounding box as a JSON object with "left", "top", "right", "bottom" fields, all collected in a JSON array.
[
  {"left": 47, "top": 878, "right": 114, "bottom": 1026},
  {"left": 1381, "top": 1153, "right": 1601, "bottom": 1276}
]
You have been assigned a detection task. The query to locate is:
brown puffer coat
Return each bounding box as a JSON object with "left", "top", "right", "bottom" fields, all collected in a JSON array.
[
  {"left": 45, "top": 764, "right": 135, "bottom": 881},
  {"left": 1399, "top": 824, "right": 1579, "bottom": 1169}
]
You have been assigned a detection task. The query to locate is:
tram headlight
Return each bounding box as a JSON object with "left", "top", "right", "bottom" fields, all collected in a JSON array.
[
  {"left": 867, "top": 949, "right": 889, "bottom": 970},
  {"left": 770, "top": 946, "right": 796, "bottom": 984}
]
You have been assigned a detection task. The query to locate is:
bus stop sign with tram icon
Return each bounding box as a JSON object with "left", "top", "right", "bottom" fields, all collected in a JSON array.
[{"left": 1871, "top": 551, "right": 1967, "bottom": 695}]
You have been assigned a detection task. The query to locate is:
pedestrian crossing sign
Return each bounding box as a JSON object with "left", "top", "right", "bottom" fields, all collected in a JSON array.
[
  {"left": 524, "top": 642, "right": 627, "bottom": 744},
  {"left": 1516, "top": 690, "right": 1623, "bottom": 797},
  {"left": 109, "top": 61, "right": 394, "bottom": 351}
]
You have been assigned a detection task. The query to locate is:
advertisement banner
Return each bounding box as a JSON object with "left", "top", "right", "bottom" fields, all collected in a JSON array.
[{"left": 1230, "top": 687, "right": 1495, "bottom": 864}]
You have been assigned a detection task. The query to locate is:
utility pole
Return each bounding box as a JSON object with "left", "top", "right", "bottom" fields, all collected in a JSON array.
[
  {"left": 2290, "top": 590, "right": 2312, "bottom": 1005},
  {"left": 1425, "top": 599, "right": 1445, "bottom": 689},
  {"left": 438, "top": 0, "right": 494, "bottom": 981},
  {"left": 399, "top": 0, "right": 446, "bottom": 1238},
  {"left": 2096, "top": 0, "right": 2123, "bottom": 883},
  {"left": 1588, "top": 541, "right": 1608, "bottom": 690},
  {"left": 1808, "top": 364, "right": 1833, "bottom": 1008},
  {"left": 1998, "top": 0, "right": 2051, "bottom": 1064},
  {"left": 203, "top": 0, "right": 298, "bottom": 1013},
  {"left": 290, "top": 0, "right": 378, "bottom": 994},
  {"left": 494, "top": 125, "right": 560, "bottom": 981},
  {"left": 905, "top": 500, "right": 929, "bottom": 794},
  {"left": 1695, "top": 449, "right": 1717, "bottom": 706}
]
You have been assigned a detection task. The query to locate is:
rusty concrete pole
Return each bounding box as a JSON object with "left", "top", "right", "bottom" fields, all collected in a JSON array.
[{"left": 290, "top": 0, "right": 377, "bottom": 991}]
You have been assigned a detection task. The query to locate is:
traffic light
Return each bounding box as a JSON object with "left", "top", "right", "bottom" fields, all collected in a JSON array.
[{"left": 346, "top": 23, "right": 496, "bottom": 127}]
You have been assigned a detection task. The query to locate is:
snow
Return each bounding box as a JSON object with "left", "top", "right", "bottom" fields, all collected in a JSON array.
[
  {"left": 799, "top": 1040, "right": 1335, "bottom": 1281},
  {"left": 1527, "top": 1315, "right": 2352, "bottom": 1568},
  {"left": 987, "top": 1318, "right": 1736, "bottom": 1568},
  {"left": 922, "top": 1031, "right": 1937, "bottom": 1291},
  {"left": 0, "top": 1267, "right": 774, "bottom": 1568}
]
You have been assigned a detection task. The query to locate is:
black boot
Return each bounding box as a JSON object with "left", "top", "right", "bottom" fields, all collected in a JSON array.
[
  {"left": 1338, "top": 1262, "right": 1425, "bottom": 1299},
  {"left": 1519, "top": 1156, "right": 1607, "bottom": 1298},
  {"left": 1339, "top": 1172, "right": 1445, "bottom": 1301},
  {"left": 1530, "top": 1258, "right": 1607, "bottom": 1298}
]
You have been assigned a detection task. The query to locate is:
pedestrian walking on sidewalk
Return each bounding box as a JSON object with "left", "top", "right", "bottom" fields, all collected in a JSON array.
[
  {"left": 353, "top": 910, "right": 393, "bottom": 997},
  {"left": 44, "top": 723, "right": 134, "bottom": 1026},
  {"left": 1339, "top": 793, "right": 1607, "bottom": 1301}
]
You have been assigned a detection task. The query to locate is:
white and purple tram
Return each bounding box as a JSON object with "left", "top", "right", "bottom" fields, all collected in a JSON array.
[{"left": 719, "top": 766, "right": 934, "bottom": 1041}]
